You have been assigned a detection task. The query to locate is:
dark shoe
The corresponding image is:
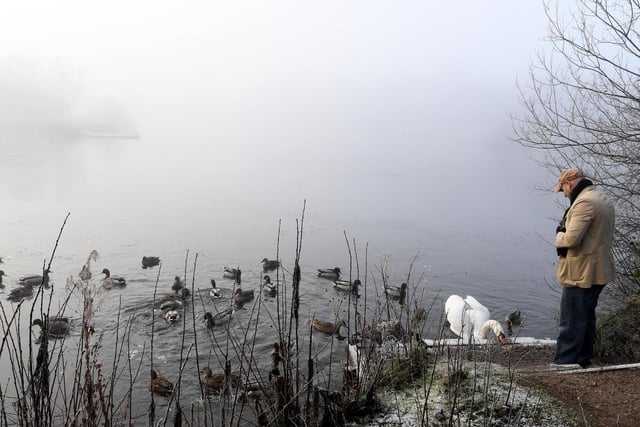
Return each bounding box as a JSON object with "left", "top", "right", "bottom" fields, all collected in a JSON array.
[{"left": 578, "top": 360, "right": 592, "bottom": 369}]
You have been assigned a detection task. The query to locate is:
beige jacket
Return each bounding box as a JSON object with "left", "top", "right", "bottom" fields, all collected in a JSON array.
[{"left": 555, "top": 185, "right": 615, "bottom": 288}]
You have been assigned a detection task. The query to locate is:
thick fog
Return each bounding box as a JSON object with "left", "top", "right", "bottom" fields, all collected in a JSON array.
[{"left": 0, "top": 1, "right": 559, "bottom": 244}]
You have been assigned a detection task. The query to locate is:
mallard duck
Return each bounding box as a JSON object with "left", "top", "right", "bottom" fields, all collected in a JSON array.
[
  {"left": 333, "top": 279, "right": 360, "bottom": 293},
  {"left": 79, "top": 250, "right": 99, "bottom": 280},
  {"left": 445, "top": 295, "right": 506, "bottom": 344},
  {"left": 149, "top": 368, "right": 173, "bottom": 396},
  {"left": 142, "top": 256, "right": 161, "bottom": 269},
  {"left": 165, "top": 310, "right": 180, "bottom": 324},
  {"left": 261, "top": 258, "right": 279, "bottom": 272},
  {"left": 311, "top": 318, "right": 346, "bottom": 339},
  {"left": 201, "top": 367, "right": 239, "bottom": 393},
  {"left": 157, "top": 295, "right": 184, "bottom": 311},
  {"left": 223, "top": 267, "right": 240, "bottom": 280},
  {"left": 8, "top": 282, "right": 34, "bottom": 302},
  {"left": 0, "top": 270, "right": 6, "bottom": 289},
  {"left": 317, "top": 267, "right": 341, "bottom": 279},
  {"left": 204, "top": 309, "right": 234, "bottom": 327},
  {"left": 262, "top": 275, "right": 276, "bottom": 297},
  {"left": 171, "top": 276, "right": 185, "bottom": 292},
  {"left": 233, "top": 288, "right": 255, "bottom": 306},
  {"left": 384, "top": 282, "right": 407, "bottom": 300},
  {"left": 101, "top": 269, "right": 126, "bottom": 290},
  {"left": 19, "top": 272, "right": 50, "bottom": 287},
  {"left": 31, "top": 316, "right": 70, "bottom": 339},
  {"left": 209, "top": 279, "right": 222, "bottom": 298},
  {"left": 505, "top": 310, "right": 522, "bottom": 336}
]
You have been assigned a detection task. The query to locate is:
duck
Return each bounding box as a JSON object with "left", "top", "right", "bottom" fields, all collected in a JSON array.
[
  {"left": 204, "top": 309, "right": 234, "bottom": 327},
  {"left": 79, "top": 250, "right": 99, "bottom": 280},
  {"left": 8, "top": 282, "right": 34, "bottom": 302},
  {"left": 19, "top": 272, "right": 50, "bottom": 287},
  {"left": 444, "top": 295, "right": 506, "bottom": 344},
  {"left": 148, "top": 368, "right": 173, "bottom": 396},
  {"left": 157, "top": 295, "right": 184, "bottom": 311},
  {"left": 333, "top": 279, "right": 361, "bottom": 293},
  {"left": 200, "top": 367, "right": 239, "bottom": 393},
  {"left": 311, "top": 318, "right": 346, "bottom": 339},
  {"left": 209, "top": 279, "right": 222, "bottom": 298},
  {"left": 384, "top": 282, "right": 407, "bottom": 300},
  {"left": 171, "top": 276, "right": 185, "bottom": 293},
  {"left": 317, "top": 267, "right": 341, "bottom": 279},
  {"left": 505, "top": 310, "right": 522, "bottom": 336},
  {"left": 233, "top": 288, "right": 255, "bottom": 306},
  {"left": 262, "top": 275, "right": 276, "bottom": 297},
  {"left": 142, "top": 256, "right": 161, "bottom": 269},
  {"left": 261, "top": 258, "right": 279, "bottom": 272},
  {"left": 0, "top": 270, "right": 6, "bottom": 289},
  {"left": 101, "top": 269, "right": 127, "bottom": 290},
  {"left": 31, "top": 316, "right": 70, "bottom": 339},
  {"left": 223, "top": 267, "right": 240, "bottom": 280},
  {"left": 165, "top": 310, "right": 180, "bottom": 324}
]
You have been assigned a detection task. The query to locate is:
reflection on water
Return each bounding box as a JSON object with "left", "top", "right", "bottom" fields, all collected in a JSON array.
[{"left": 0, "top": 134, "right": 561, "bottom": 423}]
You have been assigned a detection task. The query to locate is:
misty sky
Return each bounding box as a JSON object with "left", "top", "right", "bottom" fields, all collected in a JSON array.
[
  {"left": 0, "top": 1, "right": 560, "bottom": 232},
  {"left": 1, "top": 1, "right": 549, "bottom": 139}
]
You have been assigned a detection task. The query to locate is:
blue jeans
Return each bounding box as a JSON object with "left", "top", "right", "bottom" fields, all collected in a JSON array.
[{"left": 554, "top": 285, "right": 605, "bottom": 367}]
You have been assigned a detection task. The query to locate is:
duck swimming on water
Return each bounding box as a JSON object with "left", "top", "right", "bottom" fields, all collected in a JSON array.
[
  {"left": 79, "top": 250, "right": 99, "bottom": 280},
  {"left": 317, "top": 267, "right": 341, "bottom": 279},
  {"left": 101, "top": 269, "right": 127, "bottom": 290},
  {"left": 142, "top": 256, "right": 161, "bottom": 269},
  {"left": 8, "top": 282, "right": 34, "bottom": 302},
  {"left": 204, "top": 309, "right": 234, "bottom": 327},
  {"left": 262, "top": 275, "right": 276, "bottom": 297},
  {"left": 333, "top": 279, "right": 360, "bottom": 293},
  {"left": 505, "top": 310, "right": 522, "bottom": 336},
  {"left": 233, "top": 288, "right": 255, "bottom": 306},
  {"left": 19, "top": 272, "right": 50, "bottom": 287},
  {"left": 149, "top": 368, "right": 173, "bottom": 396},
  {"left": 31, "top": 317, "right": 70, "bottom": 340},
  {"left": 261, "top": 258, "right": 279, "bottom": 272}
]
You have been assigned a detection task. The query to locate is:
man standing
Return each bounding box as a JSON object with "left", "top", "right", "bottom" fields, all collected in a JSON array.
[{"left": 554, "top": 168, "right": 615, "bottom": 368}]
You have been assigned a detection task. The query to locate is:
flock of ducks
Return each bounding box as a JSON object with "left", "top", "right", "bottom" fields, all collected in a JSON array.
[{"left": 148, "top": 343, "right": 284, "bottom": 398}]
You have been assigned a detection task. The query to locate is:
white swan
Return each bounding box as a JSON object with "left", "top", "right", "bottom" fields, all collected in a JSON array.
[{"left": 444, "top": 295, "right": 506, "bottom": 344}]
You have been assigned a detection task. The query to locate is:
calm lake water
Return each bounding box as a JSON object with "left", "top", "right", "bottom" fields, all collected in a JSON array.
[{"left": 0, "top": 131, "right": 564, "bottom": 423}]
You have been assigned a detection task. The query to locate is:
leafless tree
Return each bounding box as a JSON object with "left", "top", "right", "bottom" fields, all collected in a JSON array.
[{"left": 513, "top": 0, "right": 640, "bottom": 296}]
